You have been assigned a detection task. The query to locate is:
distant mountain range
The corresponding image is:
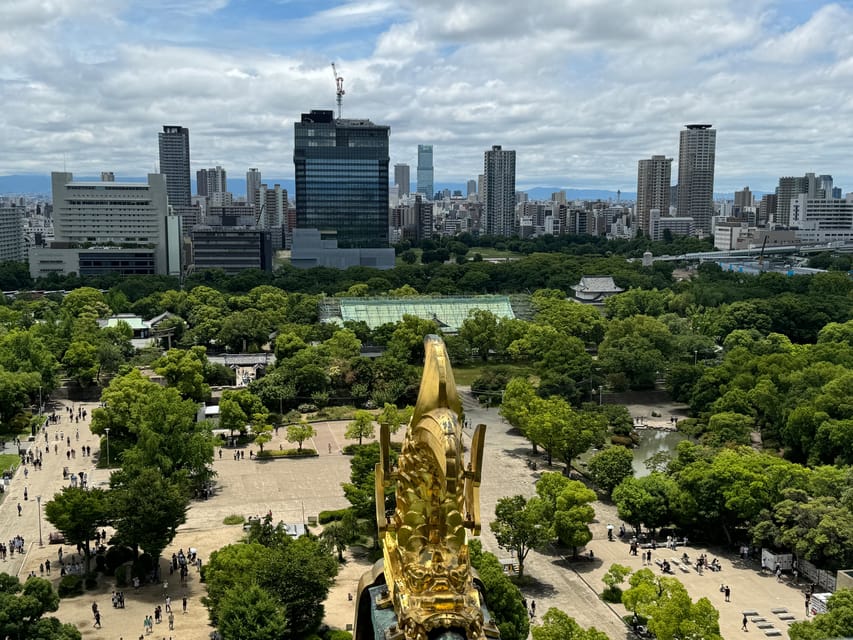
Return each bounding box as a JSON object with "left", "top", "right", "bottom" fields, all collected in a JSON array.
[{"left": 1, "top": 174, "right": 745, "bottom": 201}]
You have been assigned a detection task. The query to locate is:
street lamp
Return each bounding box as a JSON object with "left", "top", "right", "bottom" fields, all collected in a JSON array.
[
  {"left": 36, "top": 495, "right": 43, "bottom": 547},
  {"left": 598, "top": 385, "right": 604, "bottom": 406},
  {"left": 694, "top": 350, "right": 698, "bottom": 365},
  {"left": 104, "top": 428, "right": 110, "bottom": 467}
]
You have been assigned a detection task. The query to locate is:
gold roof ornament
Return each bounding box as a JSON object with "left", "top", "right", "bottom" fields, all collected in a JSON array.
[{"left": 354, "top": 336, "right": 497, "bottom": 640}]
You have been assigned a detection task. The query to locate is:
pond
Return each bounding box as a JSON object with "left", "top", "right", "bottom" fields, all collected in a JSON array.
[{"left": 631, "top": 429, "right": 687, "bottom": 477}]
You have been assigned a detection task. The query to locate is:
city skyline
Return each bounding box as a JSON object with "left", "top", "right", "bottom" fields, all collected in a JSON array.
[{"left": 2, "top": 1, "right": 853, "bottom": 192}]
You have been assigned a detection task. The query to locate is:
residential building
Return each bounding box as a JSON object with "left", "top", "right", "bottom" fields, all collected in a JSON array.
[
  {"left": 257, "top": 183, "right": 287, "bottom": 249},
  {"left": 246, "top": 168, "right": 262, "bottom": 205},
  {"left": 467, "top": 180, "right": 477, "bottom": 197},
  {"left": 158, "top": 125, "right": 191, "bottom": 208},
  {"left": 775, "top": 176, "right": 810, "bottom": 226},
  {"left": 399, "top": 195, "right": 433, "bottom": 244},
  {"left": 636, "top": 155, "right": 672, "bottom": 236},
  {"left": 759, "top": 193, "right": 777, "bottom": 226},
  {"left": 293, "top": 109, "right": 389, "bottom": 248},
  {"left": 676, "top": 124, "right": 716, "bottom": 234},
  {"left": 483, "top": 145, "right": 516, "bottom": 237},
  {"left": 196, "top": 166, "right": 227, "bottom": 197},
  {"left": 0, "top": 204, "right": 26, "bottom": 262},
  {"left": 734, "top": 186, "right": 753, "bottom": 209},
  {"left": 394, "top": 164, "right": 410, "bottom": 196},
  {"left": 417, "top": 145, "right": 434, "bottom": 199},
  {"left": 29, "top": 172, "right": 182, "bottom": 277}
]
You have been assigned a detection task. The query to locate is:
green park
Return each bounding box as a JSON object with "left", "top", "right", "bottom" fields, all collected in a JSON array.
[{"left": 0, "top": 235, "right": 851, "bottom": 639}]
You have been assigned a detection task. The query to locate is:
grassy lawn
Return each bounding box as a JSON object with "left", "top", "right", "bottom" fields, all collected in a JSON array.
[{"left": 452, "top": 363, "right": 534, "bottom": 387}]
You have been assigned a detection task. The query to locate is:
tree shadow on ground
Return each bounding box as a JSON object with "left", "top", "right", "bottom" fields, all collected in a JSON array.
[{"left": 513, "top": 575, "right": 557, "bottom": 600}]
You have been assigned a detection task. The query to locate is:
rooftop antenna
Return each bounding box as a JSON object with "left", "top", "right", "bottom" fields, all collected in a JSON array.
[{"left": 331, "top": 62, "right": 345, "bottom": 119}]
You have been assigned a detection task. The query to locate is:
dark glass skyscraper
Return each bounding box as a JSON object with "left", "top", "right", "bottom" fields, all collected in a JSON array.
[
  {"left": 158, "top": 125, "right": 192, "bottom": 208},
  {"left": 294, "top": 110, "right": 389, "bottom": 248}
]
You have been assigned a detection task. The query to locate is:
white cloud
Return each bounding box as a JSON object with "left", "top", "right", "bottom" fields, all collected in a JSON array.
[{"left": 2, "top": 0, "right": 853, "bottom": 193}]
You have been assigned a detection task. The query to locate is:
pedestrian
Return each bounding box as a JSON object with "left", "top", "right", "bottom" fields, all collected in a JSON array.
[
  {"left": 724, "top": 585, "right": 731, "bottom": 602},
  {"left": 165, "top": 595, "right": 171, "bottom": 612},
  {"left": 45, "top": 559, "right": 51, "bottom": 575},
  {"left": 776, "top": 567, "right": 782, "bottom": 582},
  {"left": 805, "top": 594, "right": 811, "bottom": 616},
  {"left": 182, "top": 596, "right": 187, "bottom": 613},
  {"left": 17, "top": 503, "right": 21, "bottom": 517},
  {"left": 742, "top": 614, "right": 748, "bottom": 631},
  {"left": 23, "top": 487, "right": 27, "bottom": 501},
  {"left": 168, "top": 611, "right": 174, "bottom": 630},
  {"left": 531, "top": 600, "right": 536, "bottom": 616}
]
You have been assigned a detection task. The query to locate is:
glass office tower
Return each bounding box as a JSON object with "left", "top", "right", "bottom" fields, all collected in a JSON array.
[{"left": 294, "top": 110, "right": 389, "bottom": 248}]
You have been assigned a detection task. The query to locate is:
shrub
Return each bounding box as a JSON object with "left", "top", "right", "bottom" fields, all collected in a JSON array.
[
  {"left": 342, "top": 441, "right": 402, "bottom": 455},
  {"left": 223, "top": 514, "right": 244, "bottom": 525},
  {"left": 611, "top": 435, "right": 634, "bottom": 447},
  {"left": 319, "top": 508, "right": 351, "bottom": 524},
  {"left": 115, "top": 565, "right": 128, "bottom": 588},
  {"left": 298, "top": 403, "right": 318, "bottom": 414},
  {"left": 57, "top": 574, "right": 84, "bottom": 598},
  {"left": 327, "top": 631, "right": 353, "bottom": 640},
  {"left": 105, "top": 545, "right": 135, "bottom": 573}
]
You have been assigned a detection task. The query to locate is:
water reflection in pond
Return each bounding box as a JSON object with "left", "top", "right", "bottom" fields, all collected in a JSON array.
[{"left": 632, "top": 429, "right": 687, "bottom": 477}]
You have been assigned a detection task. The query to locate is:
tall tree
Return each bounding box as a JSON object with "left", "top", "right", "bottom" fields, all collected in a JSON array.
[
  {"left": 0, "top": 575, "right": 81, "bottom": 640},
  {"left": 217, "top": 584, "right": 288, "bottom": 640},
  {"left": 345, "top": 410, "right": 376, "bottom": 446},
  {"left": 490, "top": 495, "right": 550, "bottom": 579},
  {"left": 532, "top": 608, "right": 609, "bottom": 640},
  {"left": 44, "top": 487, "right": 110, "bottom": 573},
  {"left": 110, "top": 467, "right": 189, "bottom": 561}
]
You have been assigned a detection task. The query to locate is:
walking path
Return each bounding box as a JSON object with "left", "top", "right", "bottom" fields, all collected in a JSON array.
[{"left": 0, "top": 391, "right": 814, "bottom": 639}]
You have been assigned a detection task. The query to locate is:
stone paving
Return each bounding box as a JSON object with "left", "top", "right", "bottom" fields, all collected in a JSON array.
[{"left": 0, "top": 392, "right": 815, "bottom": 639}]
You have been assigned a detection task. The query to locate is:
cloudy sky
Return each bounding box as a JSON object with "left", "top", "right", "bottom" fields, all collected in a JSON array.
[{"left": 2, "top": 0, "right": 853, "bottom": 192}]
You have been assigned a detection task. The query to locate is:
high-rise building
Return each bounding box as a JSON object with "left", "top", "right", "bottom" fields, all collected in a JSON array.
[
  {"left": 100, "top": 172, "right": 115, "bottom": 182},
  {"left": 0, "top": 204, "right": 26, "bottom": 262},
  {"left": 246, "top": 168, "right": 262, "bottom": 204},
  {"left": 676, "top": 124, "right": 716, "bottom": 234},
  {"left": 417, "top": 145, "right": 434, "bottom": 199},
  {"left": 294, "top": 110, "right": 389, "bottom": 248},
  {"left": 775, "top": 175, "right": 811, "bottom": 226},
  {"left": 158, "top": 125, "right": 191, "bottom": 208},
  {"left": 636, "top": 155, "right": 672, "bottom": 236},
  {"left": 483, "top": 145, "right": 516, "bottom": 237},
  {"left": 467, "top": 180, "right": 478, "bottom": 197},
  {"left": 394, "top": 164, "right": 410, "bottom": 197},
  {"left": 758, "top": 194, "right": 777, "bottom": 226},
  {"left": 257, "top": 183, "right": 288, "bottom": 249},
  {"left": 734, "top": 187, "right": 753, "bottom": 209},
  {"left": 196, "top": 166, "right": 228, "bottom": 197}
]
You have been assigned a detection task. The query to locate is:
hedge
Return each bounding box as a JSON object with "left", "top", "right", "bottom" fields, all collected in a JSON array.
[
  {"left": 319, "top": 508, "right": 351, "bottom": 524},
  {"left": 256, "top": 448, "right": 318, "bottom": 459}
]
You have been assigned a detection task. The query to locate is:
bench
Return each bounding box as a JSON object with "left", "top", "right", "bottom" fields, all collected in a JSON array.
[
  {"left": 770, "top": 608, "right": 788, "bottom": 614},
  {"left": 764, "top": 630, "right": 782, "bottom": 637}
]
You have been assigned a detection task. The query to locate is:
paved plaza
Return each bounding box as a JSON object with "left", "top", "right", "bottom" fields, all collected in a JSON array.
[{"left": 0, "top": 392, "right": 814, "bottom": 639}]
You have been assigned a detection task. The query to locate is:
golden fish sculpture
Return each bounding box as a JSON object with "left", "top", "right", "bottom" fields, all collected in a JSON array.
[{"left": 354, "top": 335, "right": 498, "bottom": 640}]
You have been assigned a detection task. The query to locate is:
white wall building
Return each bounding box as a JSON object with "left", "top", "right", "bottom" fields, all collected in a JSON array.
[
  {"left": 29, "top": 172, "right": 182, "bottom": 278},
  {"left": 791, "top": 194, "right": 853, "bottom": 244}
]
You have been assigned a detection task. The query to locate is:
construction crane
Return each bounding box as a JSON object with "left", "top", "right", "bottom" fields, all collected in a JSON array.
[
  {"left": 757, "top": 235, "right": 769, "bottom": 269},
  {"left": 331, "top": 62, "right": 345, "bottom": 119}
]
